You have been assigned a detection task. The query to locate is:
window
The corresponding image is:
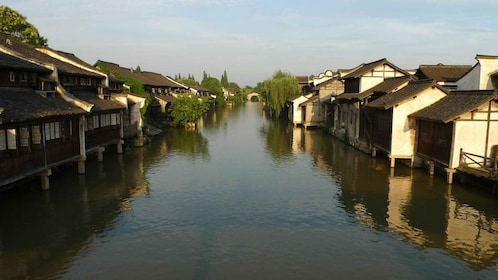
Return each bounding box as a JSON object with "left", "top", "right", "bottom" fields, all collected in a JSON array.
[
  {"left": 80, "top": 78, "right": 92, "bottom": 86},
  {"left": 93, "top": 115, "right": 100, "bottom": 129},
  {"left": 7, "top": 129, "right": 16, "bottom": 149},
  {"left": 29, "top": 73, "right": 37, "bottom": 83},
  {"left": 19, "top": 127, "right": 29, "bottom": 147},
  {"left": 100, "top": 114, "right": 111, "bottom": 127},
  {"left": 19, "top": 72, "right": 27, "bottom": 82},
  {"left": 9, "top": 71, "right": 15, "bottom": 82},
  {"left": 0, "top": 129, "right": 6, "bottom": 150},
  {"left": 44, "top": 122, "right": 61, "bottom": 141},
  {"left": 32, "top": 125, "right": 41, "bottom": 144}
]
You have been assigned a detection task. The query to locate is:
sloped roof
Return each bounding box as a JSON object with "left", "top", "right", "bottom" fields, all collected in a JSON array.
[
  {"left": 296, "top": 76, "right": 309, "bottom": 84},
  {"left": 0, "top": 33, "right": 102, "bottom": 78},
  {"left": 155, "top": 95, "right": 175, "bottom": 103},
  {"left": 72, "top": 92, "right": 126, "bottom": 112},
  {"left": 341, "top": 58, "right": 410, "bottom": 79},
  {"left": 97, "top": 60, "right": 184, "bottom": 88},
  {"left": 409, "top": 90, "right": 497, "bottom": 123},
  {"left": 366, "top": 79, "right": 446, "bottom": 109},
  {"left": 337, "top": 76, "right": 413, "bottom": 101},
  {"left": 300, "top": 95, "right": 320, "bottom": 106},
  {"left": 0, "top": 87, "right": 85, "bottom": 123},
  {"left": 188, "top": 84, "right": 211, "bottom": 92},
  {"left": 0, "top": 51, "right": 51, "bottom": 72},
  {"left": 415, "top": 64, "right": 472, "bottom": 82}
]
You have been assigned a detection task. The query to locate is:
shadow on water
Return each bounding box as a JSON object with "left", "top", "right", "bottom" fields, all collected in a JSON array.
[{"left": 295, "top": 129, "right": 498, "bottom": 272}]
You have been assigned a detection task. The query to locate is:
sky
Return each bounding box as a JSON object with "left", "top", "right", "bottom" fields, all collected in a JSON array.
[{"left": 2, "top": 0, "right": 498, "bottom": 86}]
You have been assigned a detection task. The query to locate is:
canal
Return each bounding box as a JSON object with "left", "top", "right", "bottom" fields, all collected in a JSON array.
[{"left": 1, "top": 102, "right": 497, "bottom": 279}]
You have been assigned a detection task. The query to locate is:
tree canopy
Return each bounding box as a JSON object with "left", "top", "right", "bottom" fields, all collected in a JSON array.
[
  {"left": 0, "top": 5, "right": 48, "bottom": 46},
  {"left": 263, "top": 70, "right": 299, "bottom": 118},
  {"left": 171, "top": 95, "right": 211, "bottom": 126}
]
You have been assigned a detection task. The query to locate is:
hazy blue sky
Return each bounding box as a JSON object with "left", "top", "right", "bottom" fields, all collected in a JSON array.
[{"left": 3, "top": 0, "right": 498, "bottom": 86}]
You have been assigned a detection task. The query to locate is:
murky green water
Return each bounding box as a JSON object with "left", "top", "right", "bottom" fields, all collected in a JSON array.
[{"left": 1, "top": 103, "right": 497, "bottom": 279}]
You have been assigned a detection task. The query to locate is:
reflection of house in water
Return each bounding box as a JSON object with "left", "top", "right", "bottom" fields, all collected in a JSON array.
[
  {"left": 290, "top": 127, "right": 304, "bottom": 154},
  {"left": 386, "top": 172, "right": 429, "bottom": 246},
  {"left": 446, "top": 198, "right": 498, "bottom": 269}
]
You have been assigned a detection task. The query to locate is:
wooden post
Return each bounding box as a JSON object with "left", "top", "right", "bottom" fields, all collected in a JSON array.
[
  {"left": 117, "top": 140, "right": 123, "bottom": 154},
  {"left": 390, "top": 157, "right": 396, "bottom": 168},
  {"left": 428, "top": 161, "right": 435, "bottom": 176},
  {"left": 459, "top": 148, "right": 464, "bottom": 166},
  {"left": 97, "top": 146, "right": 105, "bottom": 162},
  {"left": 40, "top": 169, "right": 51, "bottom": 191},
  {"left": 371, "top": 147, "right": 377, "bottom": 158},
  {"left": 78, "top": 157, "right": 86, "bottom": 174}
]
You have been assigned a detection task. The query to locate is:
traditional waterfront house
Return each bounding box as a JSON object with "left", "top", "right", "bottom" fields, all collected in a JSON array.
[
  {"left": 365, "top": 79, "right": 448, "bottom": 168},
  {"left": 0, "top": 51, "right": 86, "bottom": 190},
  {"left": 0, "top": 34, "right": 129, "bottom": 174},
  {"left": 414, "top": 64, "right": 472, "bottom": 90},
  {"left": 333, "top": 58, "right": 410, "bottom": 145},
  {"left": 287, "top": 94, "right": 312, "bottom": 127},
  {"left": 188, "top": 84, "right": 212, "bottom": 98},
  {"left": 312, "top": 74, "right": 345, "bottom": 127},
  {"left": 456, "top": 55, "right": 498, "bottom": 90},
  {"left": 409, "top": 90, "right": 498, "bottom": 183},
  {"left": 338, "top": 76, "right": 413, "bottom": 147},
  {"left": 296, "top": 75, "right": 312, "bottom": 94}
]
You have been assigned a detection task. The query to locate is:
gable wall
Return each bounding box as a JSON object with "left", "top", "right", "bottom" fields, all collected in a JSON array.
[
  {"left": 359, "top": 65, "right": 406, "bottom": 92},
  {"left": 451, "top": 101, "right": 498, "bottom": 168},
  {"left": 391, "top": 87, "right": 447, "bottom": 157}
]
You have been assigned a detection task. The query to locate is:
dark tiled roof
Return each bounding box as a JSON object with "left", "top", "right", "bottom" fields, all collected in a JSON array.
[
  {"left": 0, "top": 87, "right": 85, "bottom": 123},
  {"left": 155, "top": 95, "right": 175, "bottom": 102},
  {"left": 415, "top": 64, "right": 472, "bottom": 82},
  {"left": 300, "top": 95, "right": 320, "bottom": 105},
  {"left": 97, "top": 60, "right": 184, "bottom": 88},
  {"left": 72, "top": 92, "right": 126, "bottom": 112},
  {"left": 366, "top": 79, "right": 446, "bottom": 109},
  {"left": 296, "top": 76, "right": 309, "bottom": 84},
  {"left": 188, "top": 84, "right": 211, "bottom": 92},
  {"left": 0, "top": 52, "right": 51, "bottom": 72},
  {"left": 409, "top": 90, "right": 497, "bottom": 123},
  {"left": 337, "top": 76, "right": 413, "bottom": 100},
  {"left": 341, "top": 58, "right": 410, "bottom": 79},
  {"left": 0, "top": 33, "right": 103, "bottom": 78}
]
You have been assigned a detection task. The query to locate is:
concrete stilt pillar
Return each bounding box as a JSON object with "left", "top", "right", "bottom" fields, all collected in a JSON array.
[
  {"left": 78, "top": 157, "right": 86, "bottom": 174},
  {"left": 371, "top": 148, "right": 377, "bottom": 158},
  {"left": 97, "top": 147, "right": 105, "bottom": 162},
  {"left": 446, "top": 168, "right": 456, "bottom": 184},
  {"left": 117, "top": 141, "right": 123, "bottom": 154},
  {"left": 428, "top": 161, "right": 435, "bottom": 176},
  {"left": 40, "top": 169, "right": 52, "bottom": 191},
  {"left": 390, "top": 157, "right": 396, "bottom": 168},
  {"left": 134, "top": 136, "right": 144, "bottom": 147}
]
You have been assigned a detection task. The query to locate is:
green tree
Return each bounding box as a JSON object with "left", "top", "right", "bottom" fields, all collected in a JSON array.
[
  {"left": 0, "top": 5, "right": 48, "bottom": 46},
  {"left": 202, "top": 77, "right": 226, "bottom": 106},
  {"left": 220, "top": 70, "right": 229, "bottom": 88},
  {"left": 136, "top": 65, "right": 142, "bottom": 72},
  {"left": 263, "top": 70, "right": 299, "bottom": 118},
  {"left": 171, "top": 95, "right": 211, "bottom": 126},
  {"left": 203, "top": 70, "right": 208, "bottom": 80}
]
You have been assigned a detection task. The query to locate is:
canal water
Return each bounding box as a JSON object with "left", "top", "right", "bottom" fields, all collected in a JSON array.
[{"left": 1, "top": 102, "right": 497, "bottom": 279}]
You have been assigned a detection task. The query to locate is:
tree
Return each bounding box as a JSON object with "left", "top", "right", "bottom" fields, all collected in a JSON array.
[
  {"left": 220, "top": 70, "right": 229, "bottom": 88},
  {"left": 136, "top": 65, "right": 142, "bottom": 72},
  {"left": 0, "top": 6, "right": 48, "bottom": 46},
  {"left": 201, "top": 77, "right": 226, "bottom": 106},
  {"left": 263, "top": 70, "right": 299, "bottom": 118},
  {"left": 171, "top": 95, "right": 210, "bottom": 126}
]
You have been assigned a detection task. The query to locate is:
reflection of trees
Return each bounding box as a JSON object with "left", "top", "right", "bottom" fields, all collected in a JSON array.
[
  {"left": 301, "top": 130, "right": 498, "bottom": 271},
  {"left": 0, "top": 146, "right": 154, "bottom": 279},
  {"left": 165, "top": 128, "right": 209, "bottom": 160},
  {"left": 260, "top": 119, "right": 294, "bottom": 163}
]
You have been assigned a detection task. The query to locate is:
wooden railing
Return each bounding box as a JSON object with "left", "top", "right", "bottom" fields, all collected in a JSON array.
[{"left": 459, "top": 148, "right": 498, "bottom": 176}]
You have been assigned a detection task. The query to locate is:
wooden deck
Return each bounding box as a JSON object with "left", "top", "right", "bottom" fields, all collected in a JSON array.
[{"left": 457, "top": 149, "right": 498, "bottom": 182}]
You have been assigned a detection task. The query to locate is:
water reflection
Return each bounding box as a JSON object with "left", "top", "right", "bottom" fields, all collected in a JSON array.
[
  {"left": 260, "top": 119, "right": 294, "bottom": 163},
  {"left": 164, "top": 128, "right": 210, "bottom": 160},
  {"left": 295, "top": 128, "right": 498, "bottom": 271},
  {"left": 0, "top": 146, "right": 155, "bottom": 279}
]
